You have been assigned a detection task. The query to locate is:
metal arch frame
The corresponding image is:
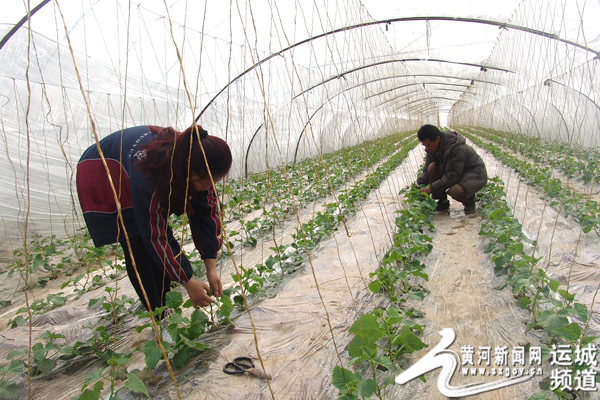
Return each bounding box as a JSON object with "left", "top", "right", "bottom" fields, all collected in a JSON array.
[
  {"left": 366, "top": 75, "right": 501, "bottom": 111},
  {"left": 264, "top": 79, "right": 487, "bottom": 168},
  {"left": 515, "top": 88, "right": 571, "bottom": 141},
  {"left": 396, "top": 96, "right": 462, "bottom": 113},
  {"left": 294, "top": 80, "right": 482, "bottom": 157},
  {"left": 290, "top": 89, "right": 438, "bottom": 166},
  {"left": 1, "top": 6, "right": 594, "bottom": 117},
  {"left": 2, "top": 4, "right": 591, "bottom": 172},
  {"left": 291, "top": 104, "right": 327, "bottom": 164},
  {"left": 451, "top": 97, "right": 526, "bottom": 137},
  {"left": 291, "top": 86, "right": 438, "bottom": 164},
  {"left": 490, "top": 80, "right": 600, "bottom": 141},
  {"left": 377, "top": 96, "right": 446, "bottom": 116},
  {"left": 503, "top": 95, "right": 541, "bottom": 137},
  {"left": 430, "top": 96, "right": 467, "bottom": 105},
  {"left": 452, "top": 94, "right": 569, "bottom": 142},
  {"left": 400, "top": 106, "right": 439, "bottom": 123},
  {"left": 445, "top": 96, "right": 478, "bottom": 117},
  {"left": 291, "top": 59, "right": 511, "bottom": 101},
  {"left": 534, "top": 79, "right": 600, "bottom": 143},
  {"left": 366, "top": 101, "right": 437, "bottom": 140},
  {"left": 364, "top": 82, "right": 469, "bottom": 100},
  {"left": 546, "top": 101, "right": 570, "bottom": 142},
  {"left": 195, "top": 15, "right": 600, "bottom": 121},
  {"left": 343, "top": 73, "right": 502, "bottom": 88},
  {"left": 405, "top": 103, "right": 439, "bottom": 115},
  {"left": 0, "top": 0, "right": 50, "bottom": 51},
  {"left": 546, "top": 79, "right": 600, "bottom": 113},
  {"left": 228, "top": 32, "right": 579, "bottom": 174},
  {"left": 374, "top": 90, "right": 431, "bottom": 110},
  {"left": 385, "top": 93, "right": 456, "bottom": 114},
  {"left": 403, "top": 102, "right": 437, "bottom": 113},
  {"left": 290, "top": 82, "right": 436, "bottom": 164},
  {"left": 244, "top": 123, "right": 265, "bottom": 177}
]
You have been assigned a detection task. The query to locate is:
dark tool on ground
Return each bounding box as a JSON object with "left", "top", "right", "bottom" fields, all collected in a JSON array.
[{"left": 223, "top": 356, "right": 272, "bottom": 380}]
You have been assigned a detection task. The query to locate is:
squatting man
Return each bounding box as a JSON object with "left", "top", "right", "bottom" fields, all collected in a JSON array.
[{"left": 416, "top": 124, "right": 488, "bottom": 214}]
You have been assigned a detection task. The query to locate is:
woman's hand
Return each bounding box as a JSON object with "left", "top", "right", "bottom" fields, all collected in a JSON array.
[
  {"left": 204, "top": 258, "right": 223, "bottom": 297},
  {"left": 419, "top": 187, "right": 432, "bottom": 195},
  {"left": 182, "top": 278, "right": 215, "bottom": 308},
  {"left": 181, "top": 259, "right": 222, "bottom": 308}
]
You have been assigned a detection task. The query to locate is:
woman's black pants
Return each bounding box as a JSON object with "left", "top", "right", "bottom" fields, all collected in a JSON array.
[{"left": 120, "top": 236, "right": 172, "bottom": 317}]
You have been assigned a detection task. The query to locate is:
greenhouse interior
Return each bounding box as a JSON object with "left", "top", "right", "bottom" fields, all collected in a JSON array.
[{"left": 1, "top": 0, "right": 600, "bottom": 399}]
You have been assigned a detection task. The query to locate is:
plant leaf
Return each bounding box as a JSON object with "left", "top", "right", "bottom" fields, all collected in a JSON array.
[
  {"left": 219, "top": 294, "right": 233, "bottom": 317},
  {"left": 36, "top": 358, "right": 56, "bottom": 375},
  {"left": 6, "top": 349, "right": 27, "bottom": 360},
  {"left": 408, "top": 291, "right": 425, "bottom": 301},
  {"left": 526, "top": 391, "right": 551, "bottom": 400},
  {"left": 190, "top": 309, "right": 209, "bottom": 329},
  {"left": 125, "top": 373, "right": 150, "bottom": 398},
  {"left": 347, "top": 335, "right": 367, "bottom": 359},
  {"left": 376, "top": 355, "right": 394, "bottom": 371},
  {"left": 0, "top": 380, "right": 20, "bottom": 399},
  {"left": 573, "top": 303, "right": 589, "bottom": 323},
  {"left": 554, "top": 323, "right": 582, "bottom": 341},
  {"left": 358, "top": 378, "right": 377, "bottom": 398},
  {"left": 165, "top": 291, "right": 183, "bottom": 309},
  {"left": 135, "top": 323, "right": 152, "bottom": 334},
  {"left": 519, "top": 297, "right": 532, "bottom": 309},
  {"left": 411, "top": 271, "right": 429, "bottom": 282},
  {"left": 494, "top": 255, "right": 510, "bottom": 268},
  {"left": 558, "top": 289, "right": 575, "bottom": 303},
  {"left": 2, "top": 360, "right": 24, "bottom": 375},
  {"left": 173, "top": 347, "right": 193, "bottom": 369},
  {"left": 368, "top": 280, "right": 381, "bottom": 294},
  {"left": 76, "top": 381, "right": 104, "bottom": 400},
  {"left": 385, "top": 307, "right": 403, "bottom": 325},
  {"left": 538, "top": 310, "right": 569, "bottom": 335},
  {"left": 332, "top": 366, "right": 356, "bottom": 391},
  {"left": 349, "top": 314, "right": 385, "bottom": 344},
  {"left": 392, "top": 326, "right": 427, "bottom": 353},
  {"left": 548, "top": 280, "right": 560, "bottom": 292},
  {"left": 494, "top": 265, "right": 507, "bottom": 276},
  {"left": 143, "top": 340, "right": 163, "bottom": 371},
  {"left": 82, "top": 368, "right": 104, "bottom": 391},
  {"left": 179, "top": 334, "right": 204, "bottom": 350}
]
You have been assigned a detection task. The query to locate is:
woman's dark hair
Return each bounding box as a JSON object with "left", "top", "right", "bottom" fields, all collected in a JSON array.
[
  {"left": 137, "top": 125, "right": 232, "bottom": 213},
  {"left": 417, "top": 124, "right": 441, "bottom": 142}
]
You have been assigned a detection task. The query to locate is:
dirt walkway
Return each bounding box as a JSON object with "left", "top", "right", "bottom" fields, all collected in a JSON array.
[{"left": 390, "top": 205, "right": 540, "bottom": 400}]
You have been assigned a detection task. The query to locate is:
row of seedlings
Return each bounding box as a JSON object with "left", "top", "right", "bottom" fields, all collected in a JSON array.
[
  {"left": 0, "top": 135, "right": 419, "bottom": 399},
  {"left": 457, "top": 129, "right": 600, "bottom": 236},
  {"left": 218, "top": 132, "right": 416, "bottom": 248},
  {"left": 332, "top": 182, "right": 436, "bottom": 399},
  {"left": 476, "top": 178, "right": 597, "bottom": 400},
  {"left": 221, "top": 138, "right": 421, "bottom": 314},
  {"left": 136, "top": 137, "right": 423, "bottom": 398},
  {"left": 1, "top": 131, "right": 415, "bottom": 327},
  {"left": 460, "top": 127, "right": 600, "bottom": 185}
]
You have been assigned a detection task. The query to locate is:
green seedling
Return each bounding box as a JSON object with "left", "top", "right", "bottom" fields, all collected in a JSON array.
[
  {"left": 477, "top": 178, "right": 596, "bottom": 400},
  {"left": 335, "top": 184, "right": 433, "bottom": 400},
  {"left": 460, "top": 130, "right": 600, "bottom": 236}
]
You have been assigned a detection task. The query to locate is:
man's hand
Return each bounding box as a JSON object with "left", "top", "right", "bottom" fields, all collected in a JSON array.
[
  {"left": 182, "top": 278, "right": 215, "bottom": 308},
  {"left": 419, "top": 187, "right": 432, "bottom": 195},
  {"left": 204, "top": 258, "right": 223, "bottom": 297}
]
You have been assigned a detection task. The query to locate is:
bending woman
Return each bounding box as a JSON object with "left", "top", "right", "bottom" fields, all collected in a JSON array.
[{"left": 76, "top": 125, "right": 231, "bottom": 316}]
